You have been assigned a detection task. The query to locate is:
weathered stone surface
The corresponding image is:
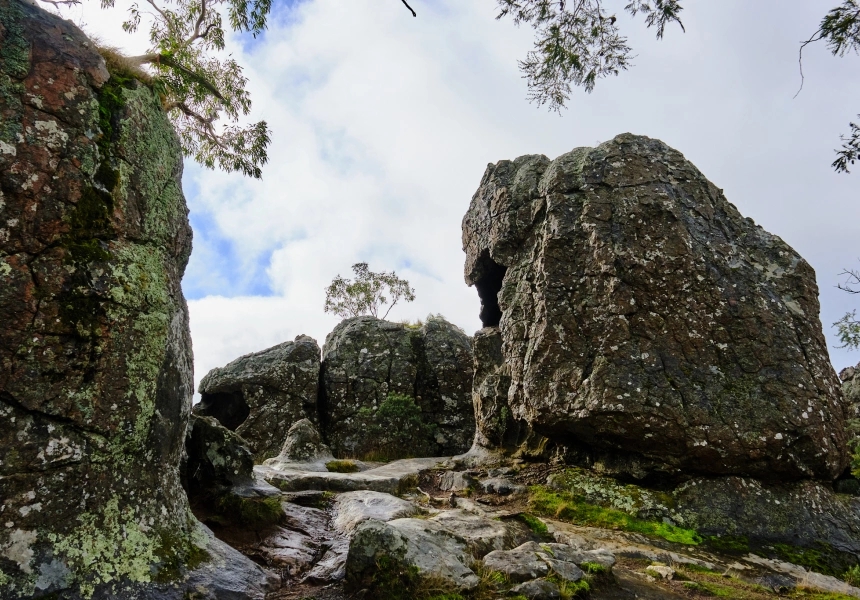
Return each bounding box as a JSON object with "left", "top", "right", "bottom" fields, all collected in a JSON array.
[
  {"left": 196, "top": 335, "right": 321, "bottom": 462},
  {"left": 262, "top": 418, "right": 334, "bottom": 472},
  {"left": 542, "top": 543, "right": 616, "bottom": 569},
  {"left": 483, "top": 542, "right": 550, "bottom": 582},
  {"left": 509, "top": 578, "right": 561, "bottom": 600},
  {"left": 467, "top": 327, "right": 530, "bottom": 456},
  {"left": 345, "top": 518, "right": 480, "bottom": 591},
  {"left": 321, "top": 315, "right": 474, "bottom": 457},
  {"left": 333, "top": 491, "right": 419, "bottom": 534},
  {"left": 428, "top": 509, "right": 532, "bottom": 557},
  {"left": 549, "top": 466, "right": 860, "bottom": 558},
  {"left": 0, "top": 2, "right": 269, "bottom": 597},
  {"left": 186, "top": 414, "right": 255, "bottom": 493},
  {"left": 673, "top": 476, "right": 860, "bottom": 555},
  {"left": 462, "top": 133, "right": 846, "bottom": 481},
  {"left": 258, "top": 457, "right": 445, "bottom": 495}
]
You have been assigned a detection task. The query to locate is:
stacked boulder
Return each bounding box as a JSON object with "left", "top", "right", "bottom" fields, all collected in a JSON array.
[
  {"left": 197, "top": 315, "right": 475, "bottom": 462},
  {"left": 462, "top": 133, "right": 847, "bottom": 482},
  {"left": 195, "top": 335, "right": 321, "bottom": 462}
]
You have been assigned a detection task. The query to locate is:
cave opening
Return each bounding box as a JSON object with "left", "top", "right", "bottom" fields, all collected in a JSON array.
[
  {"left": 474, "top": 252, "right": 507, "bottom": 327},
  {"left": 195, "top": 390, "right": 250, "bottom": 431}
]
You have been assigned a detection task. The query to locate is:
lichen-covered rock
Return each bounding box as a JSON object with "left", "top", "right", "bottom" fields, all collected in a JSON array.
[
  {"left": 345, "top": 518, "right": 480, "bottom": 592},
  {"left": 186, "top": 414, "right": 255, "bottom": 493},
  {"left": 196, "top": 335, "right": 321, "bottom": 462},
  {"left": 321, "top": 315, "right": 474, "bottom": 457},
  {"left": 0, "top": 2, "right": 270, "bottom": 597},
  {"left": 462, "top": 133, "right": 846, "bottom": 481}
]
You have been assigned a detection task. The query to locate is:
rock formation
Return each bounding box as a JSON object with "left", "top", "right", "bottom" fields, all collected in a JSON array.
[
  {"left": 462, "top": 133, "right": 846, "bottom": 481},
  {"left": 0, "top": 2, "right": 269, "bottom": 596},
  {"left": 196, "top": 335, "right": 321, "bottom": 462},
  {"left": 321, "top": 315, "right": 474, "bottom": 457},
  {"left": 262, "top": 418, "right": 335, "bottom": 471}
]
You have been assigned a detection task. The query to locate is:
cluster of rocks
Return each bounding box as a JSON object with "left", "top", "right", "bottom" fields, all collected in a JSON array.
[
  {"left": 3, "top": 2, "right": 860, "bottom": 596},
  {"left": 195, "top": 314, "right": 475, "bottom": 461}
]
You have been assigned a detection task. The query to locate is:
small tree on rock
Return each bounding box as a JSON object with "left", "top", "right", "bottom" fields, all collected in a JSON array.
[
  {"left": 835, "top": 264, "right": 860, "bottom": 350},
  {"left": 324, "top": 263, "right": 415, "bottom": 320}
]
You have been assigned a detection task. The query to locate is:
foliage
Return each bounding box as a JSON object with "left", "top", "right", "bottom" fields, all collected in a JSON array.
[
  {"left": 580, "top": 561, "right": 608, "bottom": 575},
  {"left": 355, "top": 393, "right": 436, "bottom": 460},
  {"left": 43, "top": 0, "right": 271, "bottom": 177},
  {"left": 844, "top": 564, "right": 860, "bottom": 586},
  {"left": 325, "top": 459, "right": 361, "bottom": 473},
  {"left": 528, "top": 485, "right": 702, "bottom": 545},
  {"left": 324, "top": 262, "right": 415, "bottom": 320},
  {"left": 495, "top": 0, "right": 684, "bottom": 110},
  {"left": 835, "top": 265, "right": 860, "bottom": 349}
]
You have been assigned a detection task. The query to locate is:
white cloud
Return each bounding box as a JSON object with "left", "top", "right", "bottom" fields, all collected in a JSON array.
[{"left": 57, "top": 0, "right": 860, "bottom": 392}]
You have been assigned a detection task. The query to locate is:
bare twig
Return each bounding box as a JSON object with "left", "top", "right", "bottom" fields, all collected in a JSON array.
[
  {"left": 401, "top": 0, "right": 416, "bottom": 17},
  {"left": 794, "top": 29, "right": 824, "bottom": 98}
]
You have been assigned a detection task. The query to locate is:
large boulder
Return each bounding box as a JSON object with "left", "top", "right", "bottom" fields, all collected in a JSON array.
[
  {"left": 462, "top": 133, "right": 846, "bottom": 481},
  {"left": 321, "top": 315, "right": 474, "bottom": 457},
  {"left": 196, "top": 335, "right": 321, "bottom": 462},
  {"left": 0, "top": 2, "right": 270, "bottom": 597}
]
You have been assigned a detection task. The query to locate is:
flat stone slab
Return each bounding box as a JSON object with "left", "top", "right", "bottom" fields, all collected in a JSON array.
[
  {"left": 257, "top": 457, "right": 449, "bottom": 494},
  {"left": 333, "top": 491, "right": 420, "bottom": 533}
]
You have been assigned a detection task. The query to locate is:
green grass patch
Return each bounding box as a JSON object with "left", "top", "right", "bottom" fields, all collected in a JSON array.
[
  {"left": 580, "top": 561, "right": 607, "bottom": 575},
  {"left": 528, "top": 486, "right": 702, "bottom": 545},
  {"left": 326, "top": 459, "right": 360, "bottom": 473},
  {"left": 517, "top": 513, "right": 549, "bottom": 536},
  {"left": 705, "top": 534, "right": 750, "bottom": 554}
]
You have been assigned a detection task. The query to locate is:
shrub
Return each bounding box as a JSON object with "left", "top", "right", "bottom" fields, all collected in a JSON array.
[{"left": 356, "top": 393, "right": 437, "bottom": 460}]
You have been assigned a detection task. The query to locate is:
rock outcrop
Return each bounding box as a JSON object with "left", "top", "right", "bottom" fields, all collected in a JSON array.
[
  {"left": 842, "top": 363, "right": 860, "bottom": 420},
  {"left": 321, "top": 315, "right": 474, "bottom": 457},
  {"left": 462, "top": 133, "right": 846, "bottom": 481},
  {"left": 196, "top": 335, "right": 321, "bottom": 462},
  {"left": 0, "top": 2, "right": 269, "bottom": 597},
  {"left": 262, "top": 418, "right": 335, "bottom": 471}
]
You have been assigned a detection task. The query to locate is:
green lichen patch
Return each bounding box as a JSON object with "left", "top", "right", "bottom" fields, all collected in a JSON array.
[
  {"left": 529, "top": 485, "right": 702, "bottom": 545},
  {"left": 0, "top": 0, "right": 30, "bottom": 79},
  {"left": 151, "top": 528, "right": 210, "bottom": 584},
  {"left": 47, "top": 497, "right": 158, "bottom": 598}
]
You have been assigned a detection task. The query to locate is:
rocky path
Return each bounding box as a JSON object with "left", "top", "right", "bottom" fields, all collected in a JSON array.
[{"left": 189, "top": 456, "right": 860, "bottom": 600}]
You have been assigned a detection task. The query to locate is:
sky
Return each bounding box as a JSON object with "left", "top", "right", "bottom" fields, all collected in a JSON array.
[{"left": 56, "top": 0, "right": 860, "bottom": 396}]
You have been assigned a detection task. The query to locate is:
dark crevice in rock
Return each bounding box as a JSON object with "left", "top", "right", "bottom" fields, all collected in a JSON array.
[
  {"left": 474, "top": 251, "right": 507, "bottom": 327},
  {"left": 317, "top": 360, "right": 330, "bottom": 443},
  {"left": 196, "top": 391, "right": 251, "bottom": 431}
]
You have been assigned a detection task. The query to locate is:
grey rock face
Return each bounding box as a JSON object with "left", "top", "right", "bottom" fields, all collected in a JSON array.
[
  {"left": 0, "top": 2, "right": 270, "bottom": 597},
  {"left": 262, "top": 418, "right": 334, "bottom": 472},
  {"left": 346, "top": 518, "right": 480, "bottom": 591},
  {"left": 186, "top": 415, "right": 255, "bottom": 492},
  {"left": 321, "top": 315, "right": 474, "bottom": 457},
  {"left": 469, "top": 327, "right": 528, "bottom": 454},
  {"left": 333, "top": 491, "right": 419, "bottom": 534},
  {"left": 196, "top": 335, "right": 321, "bottom": 462},
  {"left": 462, "top": 133, "right": 846, "bottom": 481},
  {"left": 510, "top": 578, "right": 561, "bottom": 600}
]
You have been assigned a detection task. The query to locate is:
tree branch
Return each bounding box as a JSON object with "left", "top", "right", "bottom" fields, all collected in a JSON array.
[
  {"left": 401, "top": 0, "right": 416, "bottom": 17},
  {"left": 128, "top": 52, "right": 225, "bottom": 101},
  {"left": 794, "top": 29, "right": 824, "bottom": 98}
]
